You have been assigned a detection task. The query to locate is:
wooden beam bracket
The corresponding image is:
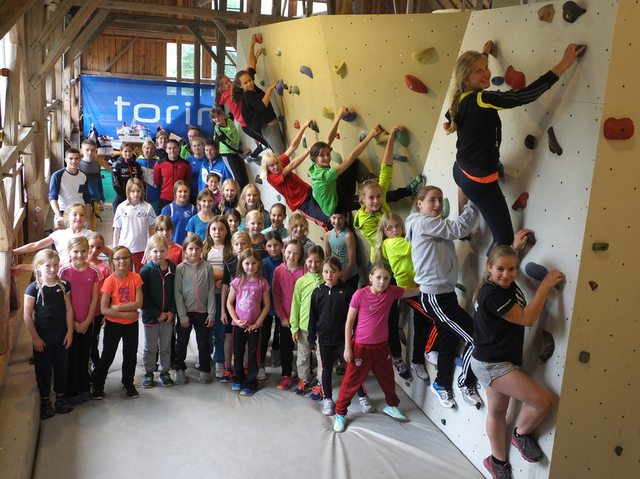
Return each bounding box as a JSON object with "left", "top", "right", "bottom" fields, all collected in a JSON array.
[{"left": 0, "top": 122, "right": 38, "bottom": 176}]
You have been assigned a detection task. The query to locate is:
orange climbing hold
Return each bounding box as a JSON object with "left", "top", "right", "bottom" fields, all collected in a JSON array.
[
  {"left": 512, "top": 192, "right": 529, "bottom": 211},
  {"left": 293, "top": 120, "right": 300, "bottom": 129},
  {"left": 255, "top": 34, "right": 263, "bottom": 44},
  {"left": 404, "top": 75, "right": 428, "bottom": 94}
]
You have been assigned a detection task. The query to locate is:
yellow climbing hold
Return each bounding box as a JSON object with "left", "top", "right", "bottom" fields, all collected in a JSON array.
[
  {"left": 375, "top": 130, "right": 390, "bottom": 145},
  {"left": 321, "top": 107, "right": 334, "bottom": 120},
  {"left": 334, "top": 62, "right": 347, "bottom": 78},
  {"left": 411, "top": 47, "right": 435, "bottom": 65}
]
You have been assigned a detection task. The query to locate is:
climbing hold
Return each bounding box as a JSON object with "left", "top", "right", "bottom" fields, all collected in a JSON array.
[
  {"left": 333, "top": 62, "right": 347, "bottom": 78},
  {"left": 538, "top": 4, "right": 555, "bottom": 23},
  {"left": 411, "top": 47, "right": 435, "bottom": 65},
  {"left": 393, "top": 154, "right": 408, "bottom": 163},
  {"left": 277, "top": 195, "right": 282, "bottom": 201},
  {"left": 589, "top": 281, "right": 598, "bottom": 291},
  {"left": 254, "top": 175, "right": 262, "bottom": 185},
  {"left": 441, "top": 419, "right": 446, "bottom": 426},
  {"left": 592, "top": 242, "right": 609, "bottom": 251},
  {"left": 442, "top": 198, "right": 450, "bottom": 219},
  {"left": 525, "top": 262, "right": 565, "bottom": 291},
  {"left": 330, "top": 151, "right": 343, "bottom": 164},
  {"left": 274, "top": 48, "right": 281, "bottom": 57},
  {"left": 455, "top": 282, "right": 467, "bottom": 293},
  {"left": 524, "top": 134, "right": 536, "bottom": 150},
  {"left": 275, "top": 79, "right": 288, "bottom": 96},
  {"left": 405, "top": 75, "right": 428, "bottom": 94},
  {"left": 293, "top": 120, "right": 300, "bottom": 129},
  {"left": 359, "top": 131, "right": 367, "bottom": 142},
  {"left": 289, "top": 86, "right": 300, "bottom": 95},
  {"left": 497, "top": 162, "right": 504, "bottom": 178},
  {"left": 505, "top": 65, "right": 526, "bottom": 90},
  {"left": 547, "top": 127, "right": 563, "bottom": 155},
  {"left": 491, "top": 76, "right": 504, "bottom": 86},
  {"left": 526, "top": 231, "right": 536, "bottom": 246},
  {"left": 302, "top": 138, "right": 307, "bottom": 149},
  {"left": 255, "top": 33, "right": 263, "bottom": 44},
  {"left": 575, "top": 44, "right": 587, "bottom": 57},
  {"left": 395, "top": 129, "right": 410, "bottom": 148},
  {"left": 260, "top": 80, "right": 265, "bottom": 87},
  {"left": 512, "top": 192, "right": 529, "bottom": 211},
  {"left": 357, "top": 173, "right": 377, "bottom": 183},
  {"left": 321, "top": 107, "right": 334, "bottom": 120},
  {"left": 604, "top": 117, "right": 634, "bottom": 140},
  {"left": 562, "top": 1, "right": 586, "bottom": 23},
  {"left": 261, "top": 50, "right": 266, "bottom": 56},
  {"left": 615, "top": 446, "right": 623, "bottom": 457},
  {"left": 342, "top": 111, "right": 357, "bottom": 122},
  {"left": 335, "top": 133, "right": 340, "bottom": 139},
  {"left": 309, "top": 121, "right": 319, "bottom": 133},
  {"left": 375, "top": 130, "right": 390, "bottom": 145},
  {"left": 539, "top": 331, "right": 555, "bottom": 363},
  {"left": 489, "top": 41, "right": 498, "bottom": 58},
  {"left": 579, "top": 351, "right": 590, "bottom": 363},
  {"left": 300, "top": 65, "right": 313, "bottom": 79}
]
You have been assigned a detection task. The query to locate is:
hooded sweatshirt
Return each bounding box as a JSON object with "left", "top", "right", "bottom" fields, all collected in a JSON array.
[
  {"left": 174, "top": 260, "right": 216, "bottom": 324},
  {"left": 404, "top": 202, "right": 478, "bottom": 295},
  {"left": 308, "top": 281, "right": 354, "bottom": 350},
  {"left": 140, "top": 259, "right": 177, "bottom": 325}
]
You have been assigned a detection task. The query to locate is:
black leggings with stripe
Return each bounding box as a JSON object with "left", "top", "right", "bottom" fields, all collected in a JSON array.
[
  {"left": 403, "top": 298, "right": 438, "bottom": 365},
  {"left": 420, "top": 291, "right": 476, "bottom": 389}
]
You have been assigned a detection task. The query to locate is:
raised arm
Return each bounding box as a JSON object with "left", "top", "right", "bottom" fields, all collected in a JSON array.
[
  {"left": 502, "top": 270, "right": 564, "bottom": 327},
  {"left": 326, "top": 107, "right": 350, "bottom": 146},
  {"left": 335, "top": 125, "right": 382, "bottom": 176},
  {"left": 262, "top": 81, "right": 277, "bottom": 108},
  {"left": 284, "top": 119, "right": 313, "bottom": 158},
  {"left": 383, "top": 126, "right": 402, "bottom": 166},
  {"left": 248, "top": 34, "right": 263, "bottom": 70}
]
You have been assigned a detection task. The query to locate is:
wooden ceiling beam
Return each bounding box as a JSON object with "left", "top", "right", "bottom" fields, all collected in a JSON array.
[
  {"left": 211, "top": 18, "right": 236, "bottom": 50},
  {"left": 30, "top": 0, "right": 102, "bottom": 89},
  {"left": 31, "top": 0, "right": 75, "bottom": 53},
  {"left": 65, "top": 9, "right": 113, "bottom": 63},
  {"left": 0, "top": 0, "right": 38, "bottom": 41},
  {"left": 110, "top": 13, "right": 222, "bottom": 31},
  {"left": 104, "top": 27, "right": 219, "bottom": 43},
  {"left": 188, "top": 24, "right": 220, "bottom": 63}
]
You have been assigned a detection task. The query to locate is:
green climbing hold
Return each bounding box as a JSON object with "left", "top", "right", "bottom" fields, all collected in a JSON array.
[
  {"left": 442, "top": 198, "right": 450, "bottom": 219},
  {"left": 330, "top": 151, "right": 343, "bottom": 164},
  {"left": 410, "top": 47, "right": 435, "bottom": 65},
  {"left": 455, "top": 282, "right": 466, "bottom": 293},
  {"left": 321, "top": 107, "right": 334, "bottom": 120},
  {"left": 579, "top": 351, "right": 590, "bottom": 363},
  {"left": 274, "top": 48, "right": 281, "bottom": 56},
  {"left": 260, "top": 80, "right": 265, "bottom": 87},
  {"left": 277, "top": 195, "right": 282, "bottom": 201},
  {"left": 592, "top": 242, "right": 609, "bottom": 251},
  {"left": 289, "top": 86, "right": 300, "bottom": 95},
  {"left": 395, "top": 129, "right": 410, "bottom": 148}
]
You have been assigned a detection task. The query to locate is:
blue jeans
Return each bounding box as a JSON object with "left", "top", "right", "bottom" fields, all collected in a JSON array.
[{"left": 208, "top": 294, "right": 225, "bottom": 364}]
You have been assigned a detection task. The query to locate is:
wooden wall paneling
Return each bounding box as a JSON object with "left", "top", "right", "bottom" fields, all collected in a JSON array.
[
  {"left": 127, "top": 35, "right": 135, "bottom": 74},
  {"left": 202, "top": 46, "right": 212, "bottom": 79},
  {"left": 64, "top": 9, "right": 113, "bottom": 64}
]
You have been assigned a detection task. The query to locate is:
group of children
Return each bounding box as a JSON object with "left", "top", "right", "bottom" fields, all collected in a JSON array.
[{"left": 20, "top": 38, "right": 587, "bottom": 479}]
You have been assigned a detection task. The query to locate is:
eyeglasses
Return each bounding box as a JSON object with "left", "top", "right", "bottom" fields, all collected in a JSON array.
[
  {"left": 385, "top": 225, "right": 402, "bottom": 231},
  {"left": 113, "top": 256, "right": 131, "bottom": 262}
]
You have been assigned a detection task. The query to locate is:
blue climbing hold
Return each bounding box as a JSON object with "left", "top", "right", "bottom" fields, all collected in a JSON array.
[
  {"left": 342, "top": 111, "right": 357, "bottom": 122},
  {"left": 491, "top": 76, "right": 504, "bottom": 86},
  {"left": 393, "top": 154, "right": 408, "bottom": 163},
  {"left": 275, "top": 79, "right": 287, "bottom": 96},
  {"left": 300, "top": 65, "right": 313, "bottom": 79}
]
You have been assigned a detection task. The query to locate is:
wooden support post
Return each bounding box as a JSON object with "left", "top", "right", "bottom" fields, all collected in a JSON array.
[
  {"left": 194, "top": 38, "right": 201, "bottom": 85},
  {"left": 102, "top": 36, "right": 138, "bottom": 72},
  {"left": 250, "top": 0, "right": 261, "bottom": 27},
  {"left": 29, "top": 0, "right": 102, "bottom": 90},
  {"left": 188, "top": 24, "right": 220, "bottom": 64},
  {"left": 30, "top": 0, "right": 75, "bottom": 53},
  {"left": 0, "top": 0, "right": 38, "bottom": 41},
  {"left": 176, "top": 41, "right": 182, "bottom": 82}
]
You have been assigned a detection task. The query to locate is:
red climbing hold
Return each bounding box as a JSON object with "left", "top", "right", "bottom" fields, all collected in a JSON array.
[
  {"left": 505, "top": 65, "right": 526, "bottom": 90},
  {"left": 293, "top": 120, "right": 300, "bottom": 129},
  {"left": 255, "top": 34, "right": 263, "bottom": 44},
  {"left": 335, "top": 133, "right": 340, "bottom": 139},
  {"left": 589, "top": 281, "right": 598, "bottom": 291},
  {"left": 404, "top": 75, "right": 428, "bottom": 94},
  {"left": 604, "top": 117, "right": 634, "bottom": 140},
  {"left": 512, "top": 192, "right": 529, "bottom": 211}
]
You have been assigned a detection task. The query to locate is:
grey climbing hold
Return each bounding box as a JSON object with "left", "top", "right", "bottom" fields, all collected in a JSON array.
[
  {"left": 592, "top": 242, "right": 609, "bottom": 251},
  {"left": 525, "top": 262, "right": 565, "bottom": 291},
  {"left": 526, "top": 231, "right": 536, "bottom": 246},
  {"left": 539, "top": 331, "right": 555, "bottom": 363},
  {"left": 277, "top": 195, "right": 282, "bottom": 201},
  {"left": 309, "top": 121, "right": 319, "bottom": 133},
  {"left": 393, "top": 154, "right": 408, "bottom": 163},
  {"left": 359, "top": 131, "right": 367, "bottom": 142},
  {"left": 615, "top": 446, "right": 623, "bottom": 456},
  {"left": 562, "top": 1, "right": 586, "bottom": 23},
  {"left": 576, "top": 44, "right": 587, "bottom": 57},
  {"left": 579, "top": 351, "right": 590, "bottom": 363},
  {"left": 547, "top": 127, "right": 563, "bottom": 155},
  {"left": 455, "top": 282, "right": 467, "bottom": 293},
  {"left": 441, "top": 419, "right": 446, "bottom": 426},
  {"left": 254, "top": 175, "right": 262, "bottom": 185},
  {"left": 497, "top": 162, "right": 505, "bottom": 178}
]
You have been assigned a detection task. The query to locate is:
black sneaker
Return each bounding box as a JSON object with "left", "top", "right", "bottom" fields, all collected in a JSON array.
[
  {"left": 54, "top": 396, "right": 74, "bottom": 414},
  {"left": 511, "top": 429, "right": 543, "bottom": 462},
  {"left": 123, "top": 384, "right": 139, "bottom": 399},
  {"left": 40, "top": 398, "right": 55, "bottom": 420},
  {"left": 483, "top": 455, "right": 513, "bottom": 479},
  {"left": 91, "top": 385, "right": 104, "bottom": 400}
]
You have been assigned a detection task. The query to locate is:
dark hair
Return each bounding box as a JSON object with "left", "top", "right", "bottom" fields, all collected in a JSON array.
[
  {"left": 81, "top": 139, "right": 97, "bottom": 148},
  {"left": 120, "top": 142, "right": 133, "bottom": 151},
  {"left": 263, "top": 231, "right": 283, "bottom": 245},
  {"left": 270, "top": 203, "right": 286, "bottom": 215},
  {"left": 66, "top": 148, "right": 81, "bottom": 157},
  {"left": 309, "top": 142, "right": 331, "bottom": 163},
  {"left": 369, "top": 261, "right": 392, "bottom": 276},
  {"left": 206, "top": 172, "right": 221, "bottom": 182},
  {"left": 231, "top": 70, "right": 251, "bottom": 104},
  {"left": 210, "top": 106, "right": 226, "bottom": 119},
  {"left": 305, "top": 245, "right": 325, "bottom": 261},
  {"left": 322, "top": 256, "right": 343, "bottom": 272},
  {"left": 204, "top": 139, "right": 220, "bottom": 150},
  {"left": 166, "top": 139, "right": 180, "bottom": 148},
  {"left": 214, "top": 74, "right": 229, "bottom": 108},
  {"left": 182, "top": 235, "right": 204, "bottom": 250}
]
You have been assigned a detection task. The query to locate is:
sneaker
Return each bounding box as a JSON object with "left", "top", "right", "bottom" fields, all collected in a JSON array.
[
  {"left": 408, "top": 174, "right": 425, "bottom": 195},
  {"left": 411, "top": 362, "right": 429, "bottom": 381},
  {"left": 199, "top": 371, "right": 213, "bottom": 384},
  {"left": 175, "top": 369, "right": 187, "bottom": 385},
  {"left": 424, "top": 350, "right": 438, "bottom": 365},
  {"left": 232, "top": 383, "right": 242, "bottom": 391},
  {"left": 66, "top": 394, "right": 84, "bottom": 405},
  {"left": 321, "top": 398, "right": 335, "bottom": 416},
  {"left": 277, "top": 376, "right": 292, "bottom": 390},
  {"left": 383, "top": 405, "right": 408, "bottom": 422},
  {"left": 91, "top": 385, "right": 104, "bottom": 400},
  {"left": 308, "top": 384, "right": 323, "bottom": 401},
  {"left": 79, "top": 391, "right": 92, "bottom": 402},
  {"left": 159, "top": 372, "right": 174, "bottom": 387},
  {"left": 430, "top": 382, "right": 456, "bottom": 409},
  {"left": 333, "top": 414, "right": 347, "bottom": 433},
  {"left": 40, "top": 398, "right": 55, "bottom": 419},
  {"left": 142, "top": 372, "right": 155, "bottom": 389},
  {"left": 359, "top": 395, "right": 374, "bottom": 413},
  {"left": 54, "top": 396, "right": 74, "bottom": 414},
  {"left": 214, "top": 362, "right": 225, "bottom": 379},
  {"left": 335, "top": 361, "right": 346, "bottom": 375},
  {"left": 393, "top": 358, "right": 412, "bottom": 381},
  {"left": 123, "top": 384, "right": 139, "bottom": 399},
  {"left": 220, "top": 368, "right": 232, "bottom": 383},
  {"left": 293, "top": 378, "right": 308, "bottom": 395},
  {"left": 511, "top": 429, "right": 543, "bottom": 463},
  {"left": 257, "top": 368, "right": 267, "bottom": 381},
  {"left": 457, "top": 383, "right": 482, "bottom": 408},
  {"left": 483, "top": 455, "right": 513, "bottom": 479},
  {"left": 240, "top": 388, "right": 255, "bottom": 396}
]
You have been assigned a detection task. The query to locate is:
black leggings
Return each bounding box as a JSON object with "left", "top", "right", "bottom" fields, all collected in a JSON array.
[
  {"left": 242, "top": 125, "right": 270, "bottom": 149},
  {"left": 453, "top": 162, "right": 513, "bottom": 254}
]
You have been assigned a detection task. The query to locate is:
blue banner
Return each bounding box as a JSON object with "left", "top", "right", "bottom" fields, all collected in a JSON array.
[{"left": 82, "top": 75, "right": 216, "bottom": 140}]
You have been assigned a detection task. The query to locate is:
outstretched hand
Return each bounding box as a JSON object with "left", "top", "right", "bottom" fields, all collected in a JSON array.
[
  {"left": 555, "top": 44, "right": 584, "bottom": 76},
  {"left": 513, "top": 229, "right": 532, "bottom": 251},
  {"left": 482, "top": 40, "right": 494, "bottom": 55},
  {"left": 542, "top": 269, "right": 565, "bottom": 291}
]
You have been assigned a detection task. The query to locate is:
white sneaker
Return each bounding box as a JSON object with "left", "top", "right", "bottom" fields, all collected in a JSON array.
[
  {"left": 359, "top": 394, "right": 374, "bottom": 413},
  {"left": 321, "top": 398, "right": 335, "bottom": 416},
  {"left": 456, "top": 383, "right": 483, "bottom": 408},
  {"left": 425, "top": 351, "right": 438, "bottom": 365},
  {"left": 257, "top": 367, "right": 267, "bottom": 381},
  {"left": 214, "top": 362, "right": 225, "bottom": 379},
  {"left": 430, "top": 382, "right": 456, "bottom": 409},
  {"left": 411, "top": 362, "right": 429, "bottom": 381}
]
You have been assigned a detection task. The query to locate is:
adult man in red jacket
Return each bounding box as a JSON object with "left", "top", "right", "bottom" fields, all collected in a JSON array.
[{"left": 153, "top": 139, "right": 192, "bottom": 209}]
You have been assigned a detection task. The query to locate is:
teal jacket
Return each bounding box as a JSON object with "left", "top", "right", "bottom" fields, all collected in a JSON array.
[{"left": 140, "top": 259, "right": 177, "bottom": 325}]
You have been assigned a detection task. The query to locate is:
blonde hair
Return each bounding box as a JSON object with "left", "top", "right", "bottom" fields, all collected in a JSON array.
[
  {"left": 62, "top": 203, "right": 86, "bottom": 228},
  {"left": 358, "top": 180, "right": 382, "bottom": 206},
  {"left": 472, "top": 245, "right": 519, "bottom": 304},
  {"left": 125, "top": 178, "right": 147, "bottom": 205},
  {"left": 373, "top": 212, "right": 404, "bottom": 264},
  {"left": 66, "top": 235, "right": 89, "bottom": 252},
  {"left": 237, "top": 184, "right": 265, "bottom": 218},
  {"left": 232, "top": 230, "right": 251, "bottom": 250},
  {"left": 32, "top": 250, "right": 65, "bottom": 305},
  {"left": 446, "top": 51, "right": 486, "bottom": 134},
  {"left": 182, "top": 235, "right": 203, "bottom": 251},
  {"left": 202, "top": 216, "right": 233, "bottom": 262},
  {"left": 261, "top": 152, "right": 282, "bottom": 180},
  {"left": 414, "top": 185, "right": 443, "bottom": 212},
  {"left": 245, "top": 210, "right": 265, "bottom": 229},
  {"left": 191, "top": 136, "right": 205, "bottom": 146},
  {"left": 146, "top": 234, "right": 170, "bottom": 252},
  {"left": 142, "top": 140, "right": 156, "bottom": 152},
  {"left": 108, "top": 246, "right": 132, "bottom": 271},
  {"left": 287, "top": 212, "right": 308, "bottom": 238},
  {"left": 86, "top": 231, "right": 105, "bottom": 244},
  {"left": 219, "top": 179, "right": 240, "bottom": 213}
]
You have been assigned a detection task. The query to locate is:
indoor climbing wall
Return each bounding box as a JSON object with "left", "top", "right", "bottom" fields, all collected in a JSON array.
[{"left": 236, "top": 1, "right": 637, "bottom": 477}]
